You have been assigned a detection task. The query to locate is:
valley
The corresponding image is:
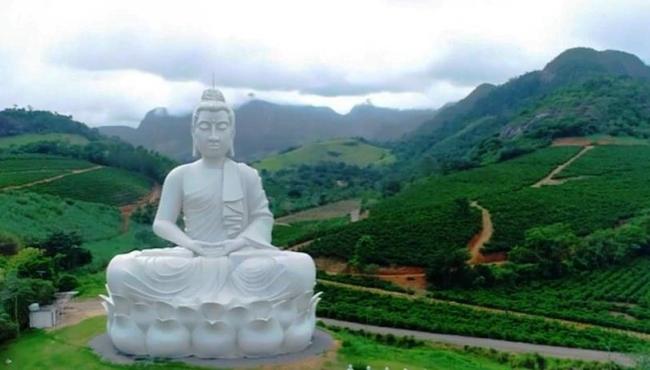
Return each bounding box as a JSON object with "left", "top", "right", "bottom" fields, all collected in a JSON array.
[{"left": 4, "top": 47, "right": 650, "bottom": 368}]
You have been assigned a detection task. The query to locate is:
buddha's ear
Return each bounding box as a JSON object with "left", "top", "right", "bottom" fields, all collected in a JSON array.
[
  {"left": 228, "top": 137, "right": 235, "bottom": 158},
  {"left": 192, "top": 133, "right": 199, "bottom": 158}
]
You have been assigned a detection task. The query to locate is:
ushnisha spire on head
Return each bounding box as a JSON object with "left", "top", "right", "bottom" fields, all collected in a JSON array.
[
  {"left": 191, "top": 87, "right": 236, "bottom": 158},
  {"left": 201, "top": 88, "right": 225, "bottom": 103}
]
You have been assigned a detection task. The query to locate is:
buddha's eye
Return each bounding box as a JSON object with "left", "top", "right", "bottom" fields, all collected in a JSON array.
[
  {"left": 217, "top": 122, "right": 229, "bottom": 130},
  {"left": 198, "top": 123, "right": 210, "bottom": 130}
]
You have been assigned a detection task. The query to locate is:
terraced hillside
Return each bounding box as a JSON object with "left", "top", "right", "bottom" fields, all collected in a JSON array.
[
  {"left": 0, "top": 154, "right": 152, "bottom": 206},
  {"left": 306, "top": 146, "right": 581, "bottom": 267},
  {"left": 307, "top": 144, "right": 650, "bottom": 288},
  {"left": 0, "top": 155, "right": 97, "bottom": 188}
]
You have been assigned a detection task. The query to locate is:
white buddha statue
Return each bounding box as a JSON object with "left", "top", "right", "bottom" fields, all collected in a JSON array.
[{"left": 102, "top": 89, "right": 318, "bottom": 359}]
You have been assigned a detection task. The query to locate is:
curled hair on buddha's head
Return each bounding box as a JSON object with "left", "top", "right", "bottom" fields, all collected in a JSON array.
[{"left": 191, "top": 88, "right": 236, "bottom": 158}]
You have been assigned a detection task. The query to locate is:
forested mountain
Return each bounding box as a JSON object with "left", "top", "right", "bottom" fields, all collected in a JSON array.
[
  {"left": 99, "top": 101, "right": 434, "bottom": 162},
  {"left": 396, "top": 47, "right": 650, "bottom": 173}
]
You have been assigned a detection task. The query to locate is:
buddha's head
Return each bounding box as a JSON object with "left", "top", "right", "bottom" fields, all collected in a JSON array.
[{"left": 191, "top": 89, "right": 236, "bottom": 159}]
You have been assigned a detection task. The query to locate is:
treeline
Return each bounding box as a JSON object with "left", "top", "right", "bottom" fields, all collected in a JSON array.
[
  {"left": 6, "top": 140, "right": 174, "bottom": 183},
  {"left": 0, "top": 108, "right": 101, "bottom": 139},
  {"left": 0, "top": 231, "right": 92, "bottom": 343}
]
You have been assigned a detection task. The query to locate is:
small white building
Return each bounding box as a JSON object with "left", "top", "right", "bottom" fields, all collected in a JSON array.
[{"left": 28, "top": 304, "right": 57, "bottom": 328}]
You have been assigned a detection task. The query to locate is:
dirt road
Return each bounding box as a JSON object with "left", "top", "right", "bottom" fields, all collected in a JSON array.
[
  {"left": 320, "top": 318, "right": 636, "bottom": 367},
  {"left": 1, "top": 165, "right": 103, "bottom": 191},
  {"left": 532, "top": 146, "right": 593, "bottom": 188},
  {"left": 58, "top": 293, "right": 640, "bottom": 366},
  {"left": 467, "top": 201, "right": 504, "bottom": 265}
]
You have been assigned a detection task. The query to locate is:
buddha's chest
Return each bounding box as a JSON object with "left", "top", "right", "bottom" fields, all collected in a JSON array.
[{"left": 182, "top": 171, "right": 223, "bottom": 211}]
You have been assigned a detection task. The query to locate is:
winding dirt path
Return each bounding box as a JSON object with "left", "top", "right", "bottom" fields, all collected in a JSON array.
[
  {"left": 467, "top": 201, "right": 498, "bottom": 264},
  {"left": 532, "top": 146, "right": 594, "bottom": 188},
  {"left": 119, "top": 183, "right": 161, "bottom": 232},
  {"left": 0, "top": 165, "right": 103, "bottom": 191}
]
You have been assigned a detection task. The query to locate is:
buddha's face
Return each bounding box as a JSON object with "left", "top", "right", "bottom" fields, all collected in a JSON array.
[{"left": 193, "top": 109, "right": 233, "bottom": 159}]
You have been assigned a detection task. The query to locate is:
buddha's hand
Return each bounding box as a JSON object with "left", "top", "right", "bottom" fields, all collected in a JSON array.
[
  {"left": 181, "top": 240, "right": 207, "bottom": 256},
  {"left": 200, "top": 238, "right": 248, "bottom": 257}
]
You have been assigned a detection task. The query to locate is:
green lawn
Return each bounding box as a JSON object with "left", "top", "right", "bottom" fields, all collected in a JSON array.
[{"left": 253, "top": 138, "right": 395, "bottom": 172}]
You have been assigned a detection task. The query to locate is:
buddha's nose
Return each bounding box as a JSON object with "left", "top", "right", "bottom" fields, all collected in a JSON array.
[{"left": 209, "top": 126, "right": 220, "bottom": 141}]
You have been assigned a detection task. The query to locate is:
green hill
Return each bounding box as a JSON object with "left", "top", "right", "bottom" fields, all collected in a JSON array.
[
  {"left": 0, "top": 154, "right": 153, "bottom": 206},
  {"left": 395, "top": 47, "right": 650, "bottom": 174},
  {"left": 0, "top": 191, "right": 121, "bottom": 242},
  {"left": 307, "top": 144, "right": 650, "bottom": 286},
  {"left": 306, "top": 146, "right": 578, "bottom": 268},
  {"left": 0, "top": 108, "right": 175, "bottom": 183},
  {"left": 0, "top": 155, "right": 96, "bottom": 188},
  {"left": 253, "top": 138, "right": 395, "bottom": 172},
  {"left": 0, "top": 133, "right": 88, "bottom": 149}
]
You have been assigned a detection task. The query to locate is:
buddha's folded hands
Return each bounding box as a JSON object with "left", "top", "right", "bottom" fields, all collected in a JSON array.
[
  {"left": 140, "top": 246, "right": 194, "bottom": 258},
  {"left": 199, "top": 238, "right": 248, "bottom": 257}
]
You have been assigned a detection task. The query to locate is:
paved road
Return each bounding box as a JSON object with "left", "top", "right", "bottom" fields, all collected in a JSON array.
[{"left": 320, "top": 318, "right": 637, "bottom": 367}]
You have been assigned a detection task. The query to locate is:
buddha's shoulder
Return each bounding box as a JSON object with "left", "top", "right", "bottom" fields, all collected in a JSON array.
[
  {"left": 233, "top": 161, "right": 261, "bottom": 181},
  {"left": 164, "top": 163, "right": 194, "bottom": 181}
]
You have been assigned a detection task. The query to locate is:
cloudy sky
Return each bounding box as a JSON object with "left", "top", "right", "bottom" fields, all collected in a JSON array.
[{"left": 1, "top": 0, "right": 649, "bottom": 127}]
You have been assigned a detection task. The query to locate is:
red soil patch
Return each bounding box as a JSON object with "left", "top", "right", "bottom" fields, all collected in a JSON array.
[
  {"left": 315, "top": 257, "right": 427, "bottom": 291},
  {"left": 552, "top": 137, "right": 614, "bottom": 147},
  {"left": 119, "top": 183, "right": 161, "bottom": 232}
]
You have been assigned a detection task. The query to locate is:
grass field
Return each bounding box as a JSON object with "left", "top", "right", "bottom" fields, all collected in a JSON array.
[
  {"left": 0, "top": 191, "right": 121, "bottom": 242},
  {"left": 28, "top": 166, "right": 153, "bottom": 206},
  {"left": 253, "top": 138, "right": 395, "bottom": 172},
  {"left": 0, "top": 316, "right": 624, "bottom": 370},
  {"left": 0, "top": 133, "right": 89, "bottom": 149}
]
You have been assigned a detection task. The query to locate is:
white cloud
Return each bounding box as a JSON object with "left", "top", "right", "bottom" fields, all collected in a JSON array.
[{"left": 0, "top": 0, "right": 648, "bottom": 127}]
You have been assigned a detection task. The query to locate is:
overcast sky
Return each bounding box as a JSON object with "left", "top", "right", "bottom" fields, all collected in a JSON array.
[{"left": 1, "top": 0, "right": 649, "bottom": 127}]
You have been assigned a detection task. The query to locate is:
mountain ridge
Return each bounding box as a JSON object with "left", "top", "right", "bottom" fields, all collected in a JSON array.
[{"left": 99, "top": 100, "right": 435, "bottom": 162}]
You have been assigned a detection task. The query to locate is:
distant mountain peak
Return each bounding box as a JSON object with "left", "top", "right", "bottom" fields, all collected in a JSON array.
[
  {"left": 543, "top": 47, "right": 650, "bottom": 80},
  {"left": 144, "top": 107, "right": 169, "bottom": 119}
]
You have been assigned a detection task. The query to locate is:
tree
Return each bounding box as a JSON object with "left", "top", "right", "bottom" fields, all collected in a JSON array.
[
  {"left": 36, "top": 231, "right": 91, "bottom": 270},
  {"left": 382, "top": 180, "right": 401, "bottom": 198},
  {"left": 349, "top": 235, "right": 377, "bottom": 269},
  {"left": 0, "top": 271, "right": 54, "bottom": 336},
  {"left": 8, "top": 247, "right": 55, "bottom": 281},
  {"left": 509, "top": 223, "right": 580, "bottom": 278},
  {"left": 0, "top": 232, "right": 21, "bottom": 256}
]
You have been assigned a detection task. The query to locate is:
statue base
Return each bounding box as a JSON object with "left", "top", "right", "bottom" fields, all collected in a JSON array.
[{"left": 89, "top": 329, "right": 334, "bottom": 368}]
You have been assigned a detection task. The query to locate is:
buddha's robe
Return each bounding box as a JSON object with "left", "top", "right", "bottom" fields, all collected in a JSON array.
[{"left": 106, "top": 159, "right": 315, "bottom": 306}]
